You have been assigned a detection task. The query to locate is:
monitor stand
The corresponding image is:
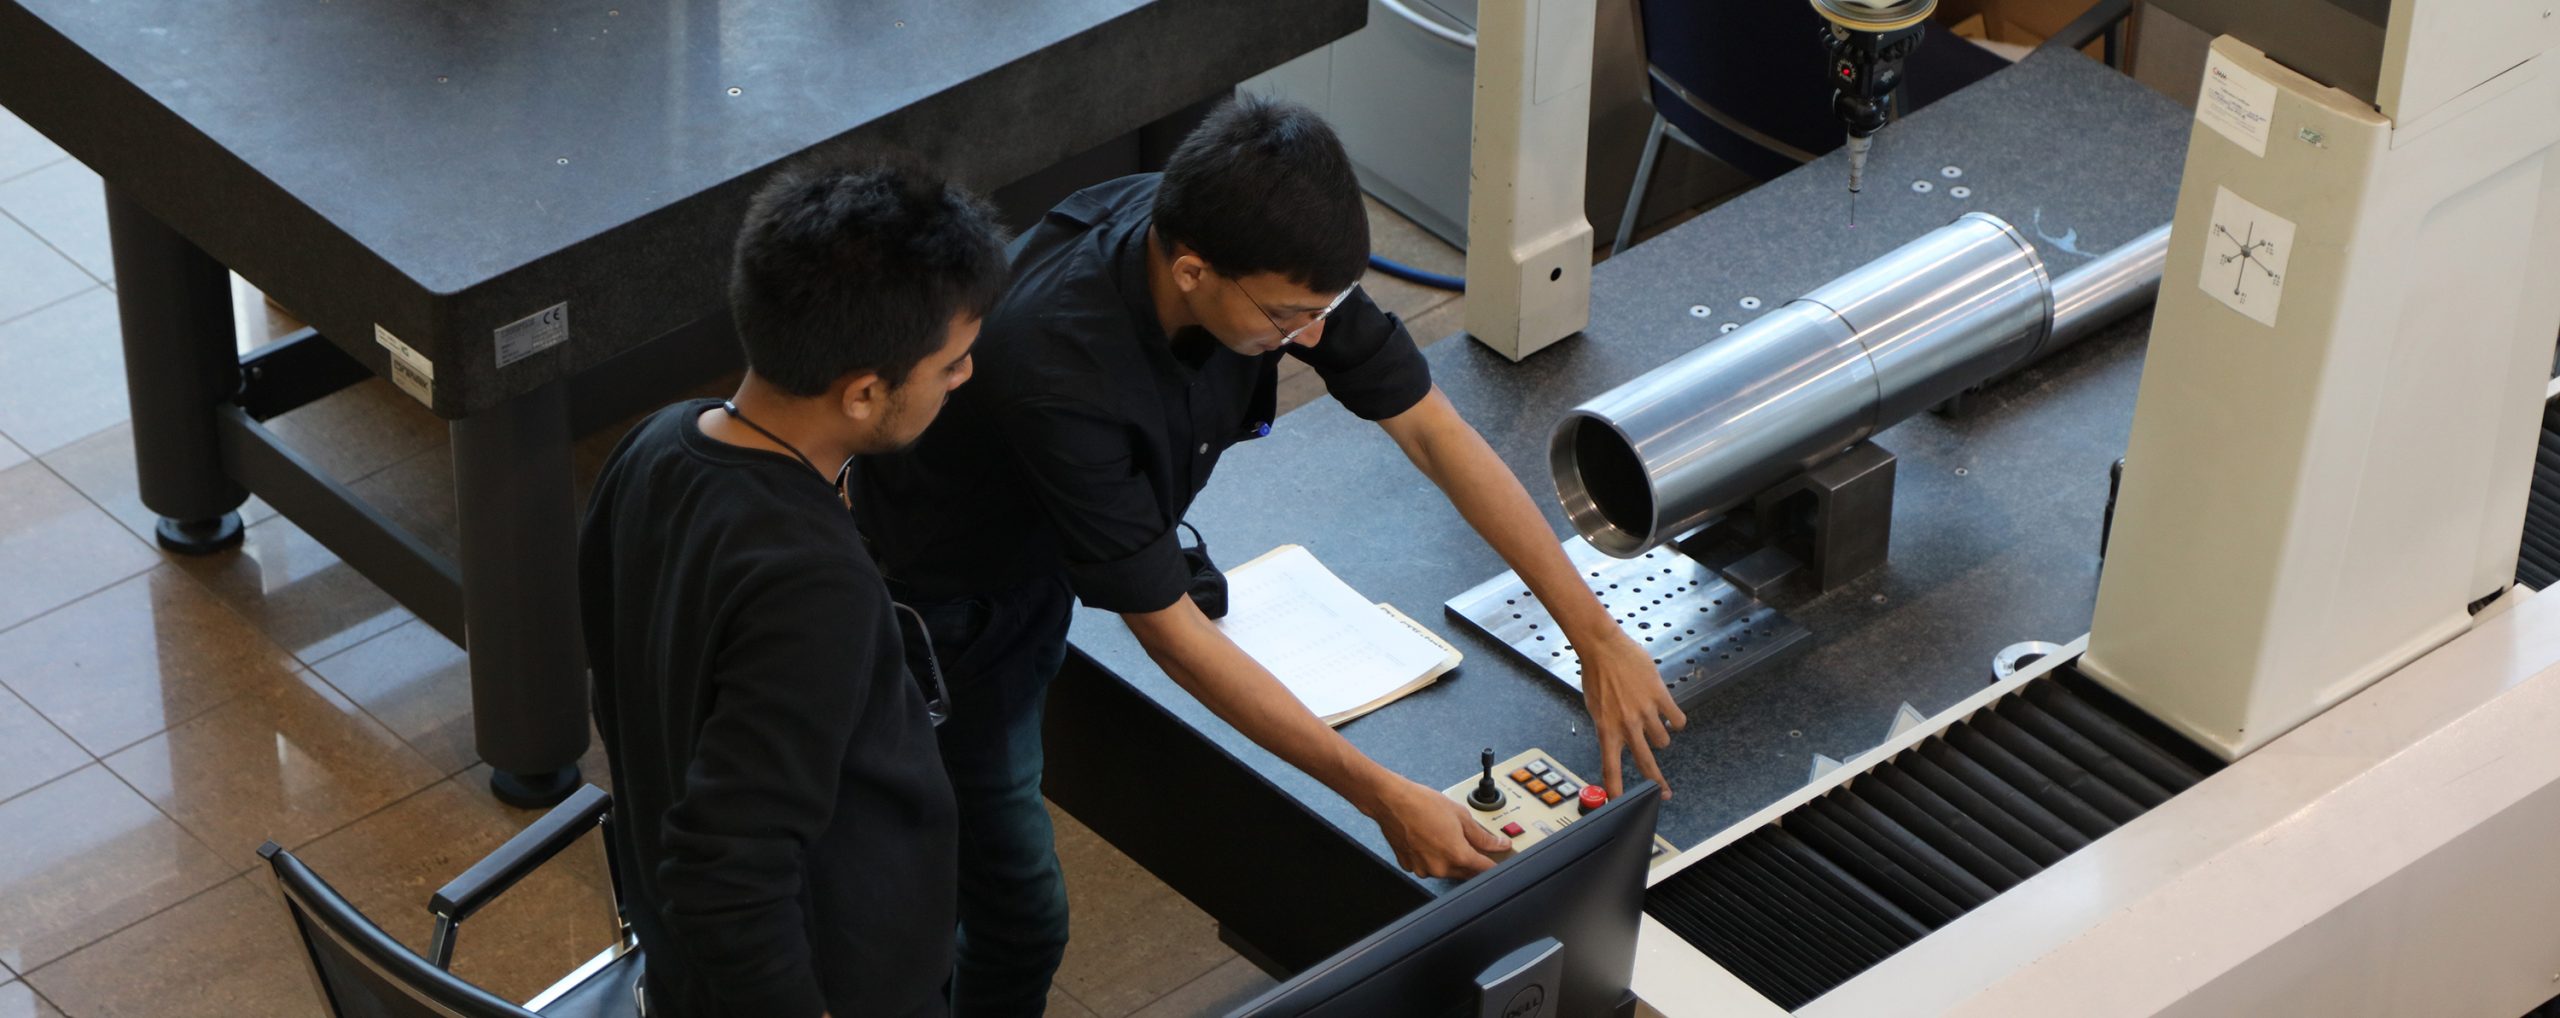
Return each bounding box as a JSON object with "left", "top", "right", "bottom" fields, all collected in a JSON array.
[{"left": 1475, "top": 937, "right": 1564, "bottom": 1018}]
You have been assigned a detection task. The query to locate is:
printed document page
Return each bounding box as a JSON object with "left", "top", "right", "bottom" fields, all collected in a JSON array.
[{"left": 1216, "top": 545, "right": 1459, "bottom": 723}]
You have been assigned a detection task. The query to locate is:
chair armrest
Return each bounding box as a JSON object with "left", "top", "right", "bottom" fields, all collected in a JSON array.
[
  {"left": 2047, "top": 0, "right": 2135, "bottom": 66},
  {"left": 431, "top": 784, "right": 612, "bottom": 924}
]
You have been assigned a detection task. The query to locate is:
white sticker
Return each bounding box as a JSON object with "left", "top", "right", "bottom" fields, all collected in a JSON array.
[
  {"left": 2197, "top": 49, "right": 2278, "bottom": 158},
  {"left": 493, "top": 301, "right": 570, "bottom": 369},
  {"left": 375, "top": 323, "right": 436, "bottom": 406},
  {"left": 2197, "top": 185, "right": 2294, "bottom": 327}
]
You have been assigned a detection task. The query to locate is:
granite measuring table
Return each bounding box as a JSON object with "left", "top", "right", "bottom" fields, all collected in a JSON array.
[
  {"left": 0, "top": 0, "right": 1361, "bottom": 804},
  {"left": 1041, "top": 45, "right": 2197, "bottom": 973}
]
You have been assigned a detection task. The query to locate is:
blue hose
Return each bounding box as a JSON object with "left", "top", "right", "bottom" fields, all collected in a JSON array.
[{"left": 1367, "top": 254, "right": 1464, "bottom": 292}]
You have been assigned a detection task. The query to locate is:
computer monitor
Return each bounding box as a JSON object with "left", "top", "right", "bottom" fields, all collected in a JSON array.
[{"left": 1227, "top": 780, "right": 1663, "bottom": 1018}]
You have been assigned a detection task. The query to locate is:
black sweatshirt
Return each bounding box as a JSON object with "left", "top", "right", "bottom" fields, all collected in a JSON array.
[{"left": 580, "top": 400, "right": 956, "bottom": 1018}]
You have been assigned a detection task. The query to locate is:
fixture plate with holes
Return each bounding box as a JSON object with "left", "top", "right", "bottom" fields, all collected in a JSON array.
[{"left": 1444, "top": 537, "right": 1811, "bottom": 709}]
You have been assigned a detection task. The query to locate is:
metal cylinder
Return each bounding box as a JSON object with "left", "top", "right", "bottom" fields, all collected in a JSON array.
[
  {"left": 1801, "top": 212, "right": 2052, "bottom": 423},
  {"left": 1555, "top": 212, "right": 2163, "bottom": 558},
  {"left": 1555, "top": 301, "right": 1870, "bottom": 557},
  {"left": 2049, "top": 223, "right": 2172, "bottom": 351}
]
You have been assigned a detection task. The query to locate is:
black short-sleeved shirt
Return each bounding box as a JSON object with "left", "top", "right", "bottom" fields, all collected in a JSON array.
[
  {"left": 581, "top": 401, "right": 958, "bottom": 1018},
  {"left": 857, "top": 174, "right": 1433, "bottom": 612}
]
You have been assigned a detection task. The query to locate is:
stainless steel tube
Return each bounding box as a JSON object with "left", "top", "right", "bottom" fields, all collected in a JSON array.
[
  {"left": 1554, "top": 302, "right": 1871, "bottom": 557},
  {"left": 2048, "top": 223, "right": 2172, "bottom": 350},
  {"left": 1554, "top": 213, "right": 2168, "bottom": 558},
  {"left": 1801, "top": 212, "right": 2053, "bottom": 424}
]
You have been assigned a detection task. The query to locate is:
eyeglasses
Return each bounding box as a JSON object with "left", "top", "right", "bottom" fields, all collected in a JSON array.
[
  {"left": 1227, "top": 275, "right": 1355, "bottom": 346},
  {"left": 889, "top": 603, "right": 950, "bottom": 727}
]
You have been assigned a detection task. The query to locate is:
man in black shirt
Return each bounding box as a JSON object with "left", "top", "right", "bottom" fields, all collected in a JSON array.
[
  {"left": 581, "top": 158, "right": 1008, "bottom": 1018},
  {"left": 859, "top": 97, "right": 1690, "bottom": 1015}
]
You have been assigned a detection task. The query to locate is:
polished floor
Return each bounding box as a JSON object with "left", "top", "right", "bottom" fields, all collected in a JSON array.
[{"left": 0, "top": 106, "right": 1467, "bottom": 1018}]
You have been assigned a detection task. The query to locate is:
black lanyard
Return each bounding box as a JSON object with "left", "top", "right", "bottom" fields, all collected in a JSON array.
[{"left": 721, "top": 401, "right": 851, "bottom": 505}]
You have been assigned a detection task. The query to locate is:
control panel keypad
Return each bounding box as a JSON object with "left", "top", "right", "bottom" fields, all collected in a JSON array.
[{"left": 1444, "top": 747, "right": 1681, "bottom": 869}]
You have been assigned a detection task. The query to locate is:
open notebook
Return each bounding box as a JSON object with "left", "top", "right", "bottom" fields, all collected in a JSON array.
[{"left": 1215, "top": 544, "right": 1461, "bottom": 726}]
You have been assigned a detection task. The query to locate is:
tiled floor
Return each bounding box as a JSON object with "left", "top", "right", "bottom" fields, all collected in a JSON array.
[{"left": 0, "top": 106, "right": 1471, "bottom": 1017}]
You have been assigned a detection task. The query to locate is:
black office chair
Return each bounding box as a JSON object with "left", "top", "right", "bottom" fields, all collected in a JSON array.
[
  {"left": 260, "top": 784, "right": 645, "bottom": 1018},
  {"left": 1614, "top": 0, "right": 2017, "bottom": 253}
]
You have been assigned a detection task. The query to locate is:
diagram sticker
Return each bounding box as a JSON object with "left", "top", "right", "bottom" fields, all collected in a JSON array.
[{"left": 2198, "top": 185, "right": 2292, "bottom": 328}]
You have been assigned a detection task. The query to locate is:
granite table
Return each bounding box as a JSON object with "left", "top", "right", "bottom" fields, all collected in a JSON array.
[
  {"left": 1042, "top": 44, "right": 2197, "bottom": 973},
  {"left": 0, "top": 0, "right": 1361, "bottom": 804}
]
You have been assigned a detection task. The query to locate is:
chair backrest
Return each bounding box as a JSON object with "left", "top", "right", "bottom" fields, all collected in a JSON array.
[
  {"left": 1636, "top": 0, "right": 2013, "bottom": 181},
  {"left": 264, "top": 844, "right": 542, "bottom": 1018}
]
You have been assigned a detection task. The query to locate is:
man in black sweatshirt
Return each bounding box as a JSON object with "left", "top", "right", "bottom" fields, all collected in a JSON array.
[{"left": 580, "top": 157, "right": 1008, "bottom": 1018}]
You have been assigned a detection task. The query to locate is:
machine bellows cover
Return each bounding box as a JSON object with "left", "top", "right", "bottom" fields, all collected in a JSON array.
[{"left": 1643, "top": 666, "right": 2223, "bottom": 1010}]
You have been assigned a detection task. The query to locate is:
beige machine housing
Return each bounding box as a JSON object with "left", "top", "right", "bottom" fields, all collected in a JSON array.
[
  {"left": 1463, "top": 0, "right": 1596, "bottom": 361},
  {"left": 2082, "top": 29, "right": 2560, "bottom": 760}
]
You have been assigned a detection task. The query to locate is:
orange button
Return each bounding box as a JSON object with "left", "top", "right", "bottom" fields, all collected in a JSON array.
[
  {"left": 1525, "top": 779, "right": 1550, "bottom": 794},
  {"left": 1509, "top": 768, "right": 1534, "bottom": 784},
  {"left": 1539, "top": 790, "right": 1565, "bottom": 806}
]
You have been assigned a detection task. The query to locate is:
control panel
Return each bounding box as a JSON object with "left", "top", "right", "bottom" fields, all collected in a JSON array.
[{"left": 1443, "top": 747, "right": 1680, "bottom": 868}]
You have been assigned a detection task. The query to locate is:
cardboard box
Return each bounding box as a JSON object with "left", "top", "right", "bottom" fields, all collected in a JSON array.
[
  {"left": 1934, "top": 0, "right": 2113, "bottom": 59},
  {"left": 1947, "top": 13, "right": 2037, "bottom": 62}
]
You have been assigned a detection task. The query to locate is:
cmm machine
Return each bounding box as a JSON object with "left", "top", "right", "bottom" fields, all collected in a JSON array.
[
  {"left": 1464, "top": 0, "right": 2560, "bottom": 1013},
  {"left": 1034, "top": 1, "right": 2558, "bottom": 1012}
]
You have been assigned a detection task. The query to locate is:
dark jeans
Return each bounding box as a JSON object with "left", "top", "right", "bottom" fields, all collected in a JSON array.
[{"left": 896, "top": 573, "right": 1077, "bottom": 1018}]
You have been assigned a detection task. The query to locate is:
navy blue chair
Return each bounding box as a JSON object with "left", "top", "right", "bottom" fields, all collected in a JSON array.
[{"left": 1615, "top": 0, "right": 2014, "bottom": 252}]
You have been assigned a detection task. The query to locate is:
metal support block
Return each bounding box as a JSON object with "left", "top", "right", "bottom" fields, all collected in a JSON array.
[{"left": 1751, "top": 441, "right": 1896, "bottom": 592}]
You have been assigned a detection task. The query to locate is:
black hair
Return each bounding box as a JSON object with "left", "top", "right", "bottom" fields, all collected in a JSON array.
[
  {"left": 729, "top": 156, "right": 1009, "bottom": 396},
  {"left": 1152, "top": 95, "right": 1369, "bottom": 294}
]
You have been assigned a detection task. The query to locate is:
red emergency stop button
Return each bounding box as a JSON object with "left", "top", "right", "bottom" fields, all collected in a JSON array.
[{"left": 1578, "top": 785, "right": 1608, "bottom": 814}]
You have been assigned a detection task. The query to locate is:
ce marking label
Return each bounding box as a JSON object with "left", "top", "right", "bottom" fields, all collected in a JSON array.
[{"left": 494, "top": 302, "right": 570, "bottom": 368}]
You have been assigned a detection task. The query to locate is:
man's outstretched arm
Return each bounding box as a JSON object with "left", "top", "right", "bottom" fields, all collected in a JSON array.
[
  {"left": 1121, "top": 594, "right": 1512, "bottom": 878},
  {"left": 1376, "top": 386, "right": 1687, "bottom": 798}
]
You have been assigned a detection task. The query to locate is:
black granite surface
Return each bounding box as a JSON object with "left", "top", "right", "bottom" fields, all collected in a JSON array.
[
  {"left": 0, "top": 0, "right": 1361, "bottom": 415},
  {"left": 1068, "top": 47, "right": 2195, "bottom": 881}
]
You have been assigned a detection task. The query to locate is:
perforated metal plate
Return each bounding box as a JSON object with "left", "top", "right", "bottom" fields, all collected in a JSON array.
[{"left": 1444, "top": 538, "right": 1809, "bottom": 708}]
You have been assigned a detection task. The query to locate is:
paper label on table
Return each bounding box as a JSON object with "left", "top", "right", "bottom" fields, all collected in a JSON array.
[
  {"left": 2197, "top": 49, "right": 2277, "bottom": 158},
  {"left": 375, "top": 323, "right": 435, "bottom": 406},
  {"left": 2197, "top": 186, "right": 2293, "bottom": 327},
  {"left": 493, "top": 301, "right": 570, "bottom": 369},
  {"left": 1215, "top": 545, "right": 1455, "bottom": 722}
]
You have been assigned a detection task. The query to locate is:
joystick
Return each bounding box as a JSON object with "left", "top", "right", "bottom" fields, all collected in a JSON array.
[
  {"left": 1442, "top": 746, "right": 1683, "bottom": 867},
  {"left": 1468, "top": 747, "right": 1505, "bottom": 812}
]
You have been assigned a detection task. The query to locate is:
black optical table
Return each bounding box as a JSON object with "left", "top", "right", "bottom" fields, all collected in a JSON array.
[
  {"left": 0, "top": 0, "right": 1362, "bottom": 804},
  {"left": 1043, "top": 46, "right": 2198, "bottom": 974}
]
